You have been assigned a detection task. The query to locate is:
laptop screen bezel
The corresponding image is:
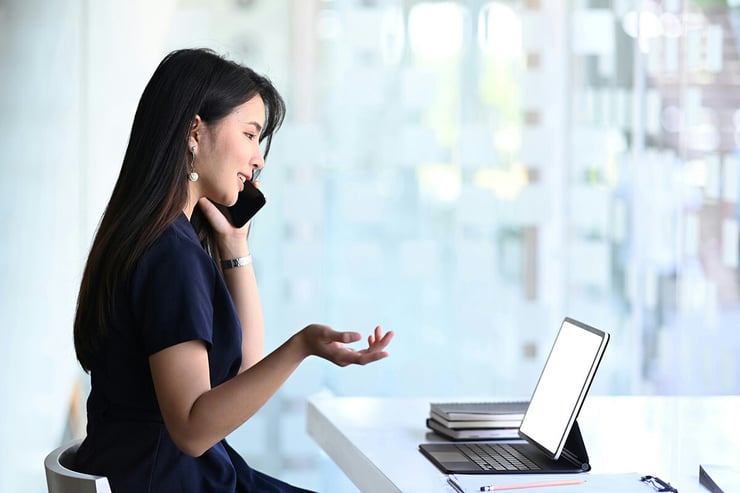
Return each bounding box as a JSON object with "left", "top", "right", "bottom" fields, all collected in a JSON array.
[{"left": 517, "top": 317, "right": 609, "bottom": 461}]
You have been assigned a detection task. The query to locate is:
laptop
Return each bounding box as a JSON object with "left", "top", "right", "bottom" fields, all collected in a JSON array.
[{"left": 419, "top": 317, "right": 609, "bottom": 474}]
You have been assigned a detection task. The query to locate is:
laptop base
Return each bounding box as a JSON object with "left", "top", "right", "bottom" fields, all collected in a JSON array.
[{"left": 419, "top": 420, "right": 591, "bottom": 475}]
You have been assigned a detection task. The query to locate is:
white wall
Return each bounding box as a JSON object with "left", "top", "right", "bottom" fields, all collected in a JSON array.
[{"left": 0, "top": 1, "right": 175, "bottom": 490}]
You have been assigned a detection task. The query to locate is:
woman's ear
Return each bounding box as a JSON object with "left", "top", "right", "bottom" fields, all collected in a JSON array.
[{"left": 188, "top": 115, "right": 203, "bottom": 149}]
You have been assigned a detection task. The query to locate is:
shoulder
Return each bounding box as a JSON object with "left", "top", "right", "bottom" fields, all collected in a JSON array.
[
  {"left": 127, "top": 215, "right": 220, "bottom": 355},
  {"left": 133, "top": 215, "right": 216, "bottom": 290},
  {"left": 151, "top": 214, "right": 210, "bottom": 264}
]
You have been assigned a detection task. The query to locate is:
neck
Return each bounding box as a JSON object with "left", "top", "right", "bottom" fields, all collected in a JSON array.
[{"left": 183, "top": 184, "right": 200, "bottom": 220}]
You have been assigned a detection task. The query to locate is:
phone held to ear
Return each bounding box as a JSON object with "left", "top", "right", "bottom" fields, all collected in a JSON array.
[{"left": 215, "top": 179, "right": 266, "bottom": 228}]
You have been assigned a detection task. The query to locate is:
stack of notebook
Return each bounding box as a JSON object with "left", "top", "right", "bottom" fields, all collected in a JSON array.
[{"left": 426, "top": 401, "right": 528, "bottom": 441}]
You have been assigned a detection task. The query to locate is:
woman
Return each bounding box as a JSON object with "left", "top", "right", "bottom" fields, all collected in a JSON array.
[{"left": 72, "top": 48, "right": 393, "bottom": 492}]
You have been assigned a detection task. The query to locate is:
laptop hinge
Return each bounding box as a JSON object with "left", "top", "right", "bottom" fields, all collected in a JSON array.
[{"left": 560, "top": 420, "right": 591, "bottom": 471}]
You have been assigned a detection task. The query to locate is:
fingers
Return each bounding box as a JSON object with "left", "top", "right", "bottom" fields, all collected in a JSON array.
[
  {"left": 367, "top": 326, "right": 394, "bottom": 351},
  {"left": 309, "top": 324, "right": 393, "bottom": 367},
  {"left": 338, "top": 331, "right": 362, "bottom": 344},
  {"left": 197, "top": 197, "right": 220, "bottom": 220},
  {"left": 331, "top": 347, "right": 390, "bottom": 367},
  {"left": 353, "top": 326, "right": 394, "bottom": 365},
  {"left": 367, "top": 325, "right": 381, "bottom": 345},
  {"left": 196, "top": 197, "right": 233, "bottom": 233},
  {"left": 352, "top": 346, "right": 391, "bottom": 365}
]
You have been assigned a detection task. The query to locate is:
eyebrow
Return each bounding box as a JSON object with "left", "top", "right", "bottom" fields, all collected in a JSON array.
[{"left": 240, "top": 120, "right": 263, "bottom": 134}]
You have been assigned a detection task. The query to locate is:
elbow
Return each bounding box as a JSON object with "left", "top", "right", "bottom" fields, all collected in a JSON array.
[
  {"left": 181, "top": 445, "right": 209, "bottom": 458},
  {"left": 174, "top": 438, "right": 211, "bottom": 458},
  {"left": 168, "top": 430, "right": 214, "bottom": 458}
]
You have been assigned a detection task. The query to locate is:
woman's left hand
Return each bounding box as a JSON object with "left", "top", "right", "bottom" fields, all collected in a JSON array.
[
  {"left": 196, "top": 197, "right": 252, "bottom": 260},
  {"left": 196, "top": 197, "right": 248, "bottom": 236}
]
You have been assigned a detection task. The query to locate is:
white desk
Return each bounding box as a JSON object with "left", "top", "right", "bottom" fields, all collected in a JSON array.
[{"left": 306, "top": 396, "right": 740, "bottom": 493}]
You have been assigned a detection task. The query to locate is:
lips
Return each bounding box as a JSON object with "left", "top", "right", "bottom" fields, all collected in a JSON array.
[{"left": 236, "top": 173, "right": 247, "bottom": 191}]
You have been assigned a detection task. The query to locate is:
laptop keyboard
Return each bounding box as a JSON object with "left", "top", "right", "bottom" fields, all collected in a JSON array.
[{"left": 456, "top": 443, "right": 542, "bottom": 471}]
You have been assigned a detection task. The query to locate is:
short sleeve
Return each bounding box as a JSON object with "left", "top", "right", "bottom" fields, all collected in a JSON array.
[{"left": 130, "top": 230, "right": 216, "bottom": 356}]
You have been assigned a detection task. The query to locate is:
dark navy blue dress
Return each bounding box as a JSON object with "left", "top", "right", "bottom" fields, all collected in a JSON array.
[{"left": 74, "top": 214, "right": 313, "bottom": 493}]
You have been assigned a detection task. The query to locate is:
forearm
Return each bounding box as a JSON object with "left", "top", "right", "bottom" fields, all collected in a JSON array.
[
  {"left": 166, "top": 332, "right": 306, "bottom": 457},
  {"left": 221, "top": 260, "right": 265, "bottom": 370},
  {"left": 151, "top": 324, "right": 391, "bottom": 458}
]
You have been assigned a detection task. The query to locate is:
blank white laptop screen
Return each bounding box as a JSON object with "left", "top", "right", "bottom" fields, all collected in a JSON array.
[{"left": 518, "top": 318, "right": 609, "bottom": 460}]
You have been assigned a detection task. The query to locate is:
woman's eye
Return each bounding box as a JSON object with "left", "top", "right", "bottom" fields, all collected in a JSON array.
[{"left": 244, "top": 133, "right": 256, "bottom": 140}]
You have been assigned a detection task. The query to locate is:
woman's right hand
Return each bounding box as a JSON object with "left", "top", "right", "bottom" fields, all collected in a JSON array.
[{"left": 297, "top": 324, "right": 394, "bottom": 367}]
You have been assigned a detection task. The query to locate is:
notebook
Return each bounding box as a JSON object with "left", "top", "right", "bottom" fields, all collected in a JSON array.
[
  {"left": 430, "top": 401, "right": 528, "bottom": 422},
  {"left": 419, "top": 317, "right": 610, "bottom": 474},
  {"left": 426, "top": 418, "right": 520, "bottom": 441}
]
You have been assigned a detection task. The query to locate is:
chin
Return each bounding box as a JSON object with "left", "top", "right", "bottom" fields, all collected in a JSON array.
[
  {"left": 209, "top": 193, "right": 237, "bottom": 208},
  {"left": 225, "top": 192, "right": 240, "bottom": 207}
]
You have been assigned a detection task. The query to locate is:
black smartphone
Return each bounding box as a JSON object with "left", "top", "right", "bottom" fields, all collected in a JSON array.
[{"left": 221, "top": 179, "right": 266, "bottom": 228}]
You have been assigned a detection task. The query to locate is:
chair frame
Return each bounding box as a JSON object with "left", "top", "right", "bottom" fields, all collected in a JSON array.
[{"left": 44, "top": 439, "right": 112, "bottom": 493}]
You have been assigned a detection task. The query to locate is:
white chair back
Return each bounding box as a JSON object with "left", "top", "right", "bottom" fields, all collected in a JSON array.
[{"left": 44, "top": 439, "right": 112, "bottom": 493}]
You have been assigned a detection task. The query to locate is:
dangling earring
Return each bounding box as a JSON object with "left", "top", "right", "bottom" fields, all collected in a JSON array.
[{"left": 188, "top": 145, "right": 199, "bottom": 182}]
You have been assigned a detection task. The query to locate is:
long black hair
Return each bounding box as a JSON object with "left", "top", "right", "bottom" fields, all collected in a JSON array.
[{"left": 74, "top": 48, "right": 286, "bottom": 372}]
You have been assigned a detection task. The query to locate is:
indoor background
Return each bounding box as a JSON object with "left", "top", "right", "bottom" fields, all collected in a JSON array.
[{"left": 2, "top": 0, "right": 739, "bottom": 491}]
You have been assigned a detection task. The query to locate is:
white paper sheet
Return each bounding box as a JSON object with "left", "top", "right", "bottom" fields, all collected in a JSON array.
[{"left": 446, "top": 472, "right": 658, "bottom": 493}]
